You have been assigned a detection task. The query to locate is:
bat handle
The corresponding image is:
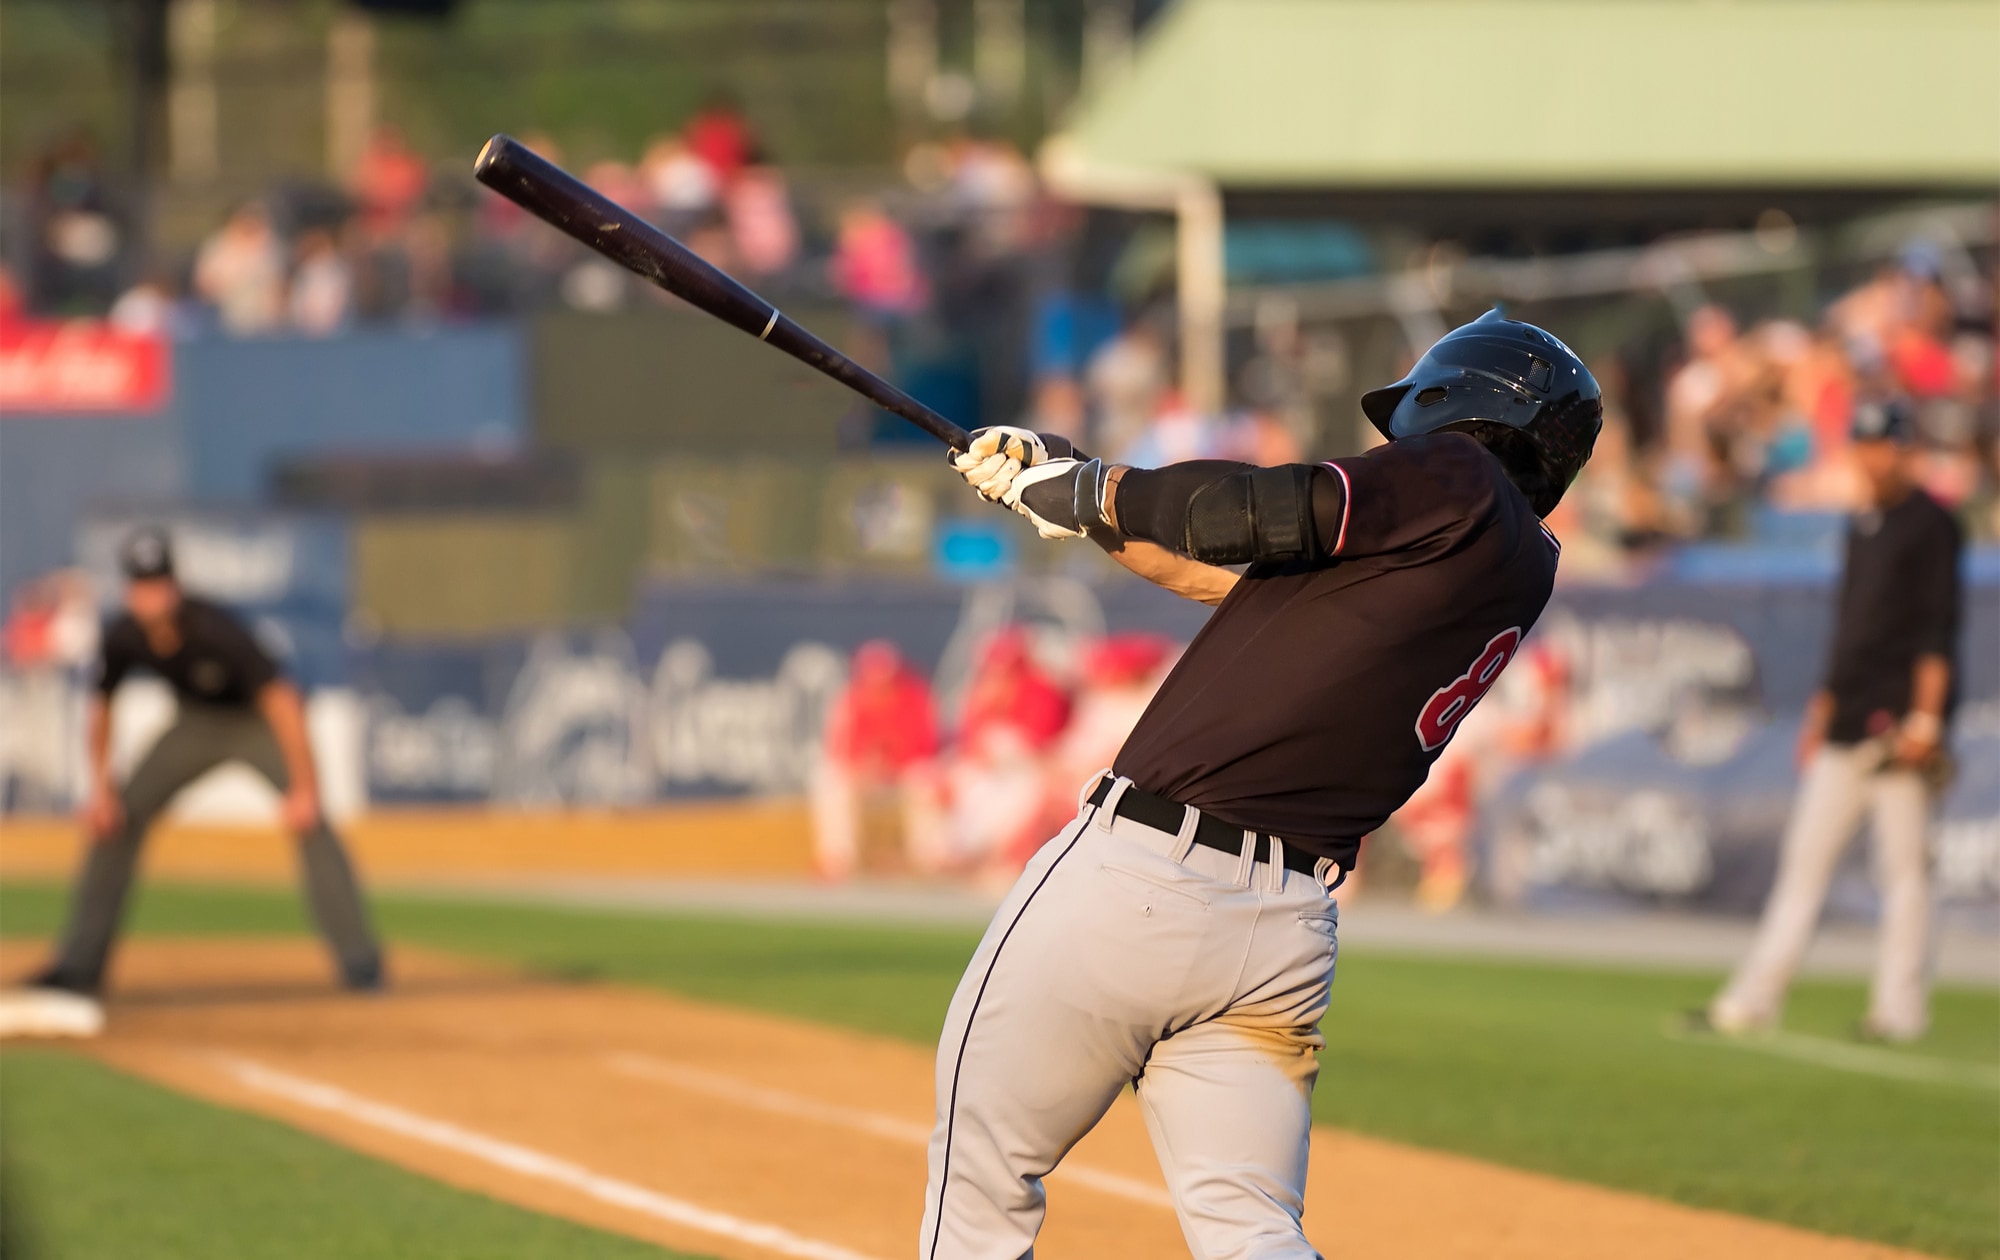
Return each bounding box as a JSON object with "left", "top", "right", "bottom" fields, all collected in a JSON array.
[{"left": 760, "top": 312, "right": 971, "bottom": 451}]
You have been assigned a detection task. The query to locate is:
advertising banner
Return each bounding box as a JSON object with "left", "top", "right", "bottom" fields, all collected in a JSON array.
[
  {"left": 7, "top": 566, "right": 1993, "bottom": 923},
  {"left": 0, "top": 322, "right": 170, "bottom": 413}
]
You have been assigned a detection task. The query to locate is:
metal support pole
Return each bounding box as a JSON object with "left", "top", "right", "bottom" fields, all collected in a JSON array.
[
  {"left": 119, "top": 0, "right": 173, "bottom": 267},
  {"left": 886, "top": 0, "right": 938, "bottom": 118},
  {"left": 1039, "top": 138, "right": 1226, "bottom": 416},
  {"left": 326, "top": 7, "right": 376, "bottom": 180},
  {"left": 974, "top": 0, "right": 1025, "bottom": 113},
  {"left": 1175, "top": 179, "right": 1225, "bottom": 416},
  {"left": 168, "top": 0, "right": 219, "bottom": 183}
]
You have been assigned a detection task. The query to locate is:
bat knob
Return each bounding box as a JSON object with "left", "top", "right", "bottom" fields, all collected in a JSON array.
[{"left": 474, "top": 134, "right": 514, "bottom": 179}]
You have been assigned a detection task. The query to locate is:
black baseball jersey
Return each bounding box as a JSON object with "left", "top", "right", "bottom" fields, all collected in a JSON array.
[
  {"left": 1113, "top": 433, "right": 1559, "bottom": 869},
  {"left": 1823, "top": 487, "right": 1962, "bottom": 744},
  {"left": 96, "top": 597, "right": 281, "bottom": 708}
]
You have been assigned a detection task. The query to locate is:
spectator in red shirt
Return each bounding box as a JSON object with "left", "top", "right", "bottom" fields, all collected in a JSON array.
[
  {"left": 831, "top": 200, "right": 927, "bottom": 320},
  {"left": 810, "top": 641, "right": 945, "bottom": 881},
  {"left": 684, "top": 91, "right": 755, "bottom": 188},
  {"left": 349, "top": 124, "right": 428, "bottom": 241}
]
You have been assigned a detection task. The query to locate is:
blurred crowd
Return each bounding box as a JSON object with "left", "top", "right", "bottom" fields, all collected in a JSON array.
[
  {"left": 7, "top": 113, "right": 1995, "bottom": 550},
  {"left": 810, "top": 630, "right": 1178, "bottom": 888},
  {"left": 1563, "top": 244, "right": 1997, "bottom": 550},
  {"left": 4, "top": 100, "right": 1042, "bottom": 339}
]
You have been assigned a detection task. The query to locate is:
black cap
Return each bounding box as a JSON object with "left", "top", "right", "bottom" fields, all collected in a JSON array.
[
  {"left": 120, "top": 527, "right": 175, "bottom": 580},
  {"left": 1851, "top": 398, "right": 1916, "bottom": 445}
]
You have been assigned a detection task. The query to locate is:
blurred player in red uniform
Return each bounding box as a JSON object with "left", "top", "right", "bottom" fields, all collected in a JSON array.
[
  {"left": 945, "top": 628, "right": 1070, "bottom": 879},
  {"left": 810, "top": 641, "right": 944, "bottom": 881},
  {"left": 1027, "top": 634, "right": 1176, "bottom": 869}
]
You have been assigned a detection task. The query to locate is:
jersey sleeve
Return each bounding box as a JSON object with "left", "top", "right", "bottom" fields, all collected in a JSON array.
[
  {"left": 1321, "top": 433, "right": 1506, "bottom": 562},
  {"left": 94, "top": 617, "right": 138, "bottom": 696}
]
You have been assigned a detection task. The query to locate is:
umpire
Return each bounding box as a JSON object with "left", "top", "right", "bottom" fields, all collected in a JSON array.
[
  {"left": 31, "top": 528, "right": 383, "bottom": 993},
  {"left": 1708, "top": 401, "right": 1961, "bottom": 1042}
]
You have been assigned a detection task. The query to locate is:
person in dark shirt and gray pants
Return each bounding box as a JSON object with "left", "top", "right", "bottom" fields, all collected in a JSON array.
[
  {"left": 30, "top": 528, "right": 383, "bottom": 994},
  {"left": 1709, "top": 401, "right": 1962, "bottom": 1042}
]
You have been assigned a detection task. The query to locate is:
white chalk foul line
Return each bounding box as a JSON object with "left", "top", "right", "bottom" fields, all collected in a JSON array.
[
  {"left": 1663, "top": 1024, "right": 2000, "bottom": 1091},
  {"left": 605, "top": 1051, "right": 1177, "bottom": 1210},
  {"left": 214, "top": 1054, "right": 890, "bottom": 1260}
]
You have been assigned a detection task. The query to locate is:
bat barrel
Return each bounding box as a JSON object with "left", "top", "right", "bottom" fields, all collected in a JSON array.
[
  {"left": 475, "top": 134, "right": 772, "bottom": 341},
  {"left": 473, "top": 134, "right": 971, "bottom": 452}
]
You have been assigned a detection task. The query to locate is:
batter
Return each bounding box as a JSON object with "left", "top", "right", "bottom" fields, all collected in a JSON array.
[{"left": 928, "top": 310, "right": 1601, "bottom": 1258}]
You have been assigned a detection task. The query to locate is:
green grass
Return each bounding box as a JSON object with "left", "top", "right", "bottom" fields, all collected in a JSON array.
[
  {"left": 4, "top": 879, "right": 1997, "bottom": 1258},
  {"left": 1314, "top": 956, "right": 1997, "bottom": 1257},
  {"left": 0, "top": 1046, "right": 700, "bottom": 1260},
  {"left": 0, "top": 881, "right": 975, "bottom": 1046}
]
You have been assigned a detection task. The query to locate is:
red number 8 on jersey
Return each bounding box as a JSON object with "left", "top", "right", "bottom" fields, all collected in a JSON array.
[{"left": 1415, "top": 627, "right": 1523, "bottom": 753}]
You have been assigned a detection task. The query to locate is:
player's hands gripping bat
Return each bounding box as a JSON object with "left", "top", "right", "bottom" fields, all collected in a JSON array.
[
  {"left": 949, "top": 426, "right": 1085, "bottom": 501},
  {"left": 473, "top": 133, "right": 970, "bottom": 452}
]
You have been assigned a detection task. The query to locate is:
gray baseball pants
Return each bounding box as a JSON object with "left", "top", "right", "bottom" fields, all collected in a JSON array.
[
  {"left": 46, "top": 704, "right": 382, "bottom": 989},
  {"left": 921, "top": 776, "right": 1338, "bottom": 1259},
  {"left": 1712, "top": 741, "right": 1935, "bottom": 1039}
]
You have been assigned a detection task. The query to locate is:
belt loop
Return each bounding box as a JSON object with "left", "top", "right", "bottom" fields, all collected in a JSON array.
[
  {"left": 1233, "top": 829, "right": 1256, "bottom": 888},
  {"left": 1265, "top": 836, "right": 1285, "bottom": 893},
  {"left": 1168, "top": 803, "right": 1200, "bottom": 864},
  {"left": 1096, "top": 777, "right": 1133, "bottom": 833},
  {"left": 1314, "top": 856, "right": 1348, "bottom": 896},
  {"left": 1079, "top": 769, "right": 1113, "bottom": 813}
]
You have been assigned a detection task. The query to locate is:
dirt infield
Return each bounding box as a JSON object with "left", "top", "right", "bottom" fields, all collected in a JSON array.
[
  {"left": 0, "top": 803, "right": 816, "bottom": 884},
  {"left": 1, "top": 939, "right": 1933, "bottom": 1260}
]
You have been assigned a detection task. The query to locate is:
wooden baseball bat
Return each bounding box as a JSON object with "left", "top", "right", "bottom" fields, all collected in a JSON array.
[{"left": 473, "top": 133, "right": 970, "bottom": 452}]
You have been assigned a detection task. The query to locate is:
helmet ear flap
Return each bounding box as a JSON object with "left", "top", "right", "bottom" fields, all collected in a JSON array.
[{"left": 1360, "top": 382, "right": 1411, "bottom": 437}]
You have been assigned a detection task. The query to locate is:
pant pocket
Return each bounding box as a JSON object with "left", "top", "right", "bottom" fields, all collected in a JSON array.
[
  {"left": 1297, "top": 908, "right": 1339, "bottom": 959},
  {"left": 1058, "top": 858, "right": 1214, "bottom": 1023}
]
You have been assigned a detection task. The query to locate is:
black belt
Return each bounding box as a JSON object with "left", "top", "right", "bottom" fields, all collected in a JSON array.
[{"left": 1086, "top": 778, "right": 1325, "bottom": 877}]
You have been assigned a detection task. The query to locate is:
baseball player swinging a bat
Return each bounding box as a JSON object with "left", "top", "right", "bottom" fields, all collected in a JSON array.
[
  {"left": 464, "top": 140, "right": 1599, "bottom": 1260},
  {"left": 927, "top": 310, "right": 1601, "bottom": 1258}
]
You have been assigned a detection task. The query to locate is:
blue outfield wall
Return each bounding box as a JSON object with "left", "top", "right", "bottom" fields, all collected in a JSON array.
[
  {"left": 0, "top": 414, "right": 187, "bottom": 604},
  {"left": 338, "top": 568, "right": 1999, "bottom": 918},
  {"left": 174, "top": 326, "right": 527, "bottom": 501},
  {"left": 0, "top": 326, "right": 526, "bottom": 599},
  {"left": 1489, "top": 573, "right": 1999, "bottom": 919}
]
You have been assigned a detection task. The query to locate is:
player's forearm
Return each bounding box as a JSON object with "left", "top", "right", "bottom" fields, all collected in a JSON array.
[
  {"left": 1095, "top": 534, "right": 1239, "bottom": 605},
  {"left": 1907, "top": 655, "right": 1950, "bottom": 732},
  {"left": 85, "top": 695, "right": 114, "bottom": 790},
  {"left": 257, "top": 681, "right": 320, "bottom": 798}
]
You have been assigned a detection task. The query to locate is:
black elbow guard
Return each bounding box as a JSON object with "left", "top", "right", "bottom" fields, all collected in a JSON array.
[{"left": 1181, "top": 465, "right": 1318, "bottom": 565}]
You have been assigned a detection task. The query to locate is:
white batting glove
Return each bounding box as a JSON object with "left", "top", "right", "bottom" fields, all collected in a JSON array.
[
  {"left": 1002, "top": 458, "right": 1111, "bottom": 540},
  {"left": 951, "top": 426, "right": 1048, "bottom": 502}
]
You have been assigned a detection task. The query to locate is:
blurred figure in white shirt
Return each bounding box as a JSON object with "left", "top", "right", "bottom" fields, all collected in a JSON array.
[
  {"left": 289, "top": 229, "right": 353, "bottom": 336},
  {"left": 193, "top": 203, "right": 285, "bottom": 335}
]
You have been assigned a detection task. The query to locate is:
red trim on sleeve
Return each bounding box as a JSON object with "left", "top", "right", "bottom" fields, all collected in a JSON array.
[{"left": 1323, "top": 461, "right": 1353, "bottom": 555}]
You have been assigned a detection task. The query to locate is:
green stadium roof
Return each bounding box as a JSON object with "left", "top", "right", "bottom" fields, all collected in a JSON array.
[{"left": 1062, "top": 0, "right": 2000, "bottom": 187}]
